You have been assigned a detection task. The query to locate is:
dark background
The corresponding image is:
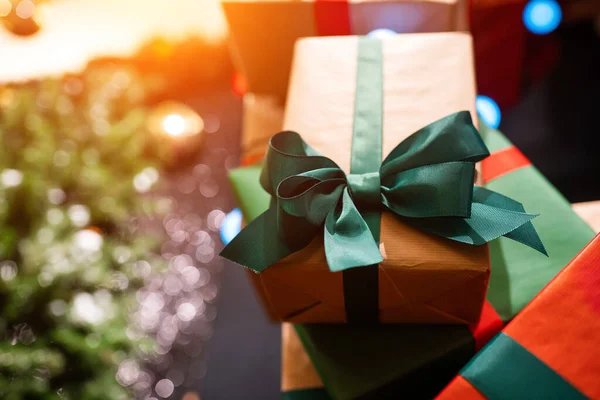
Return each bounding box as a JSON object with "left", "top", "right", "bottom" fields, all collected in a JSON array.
[{"left": 202, "top": 22, "right": 600, "bottom": 400}]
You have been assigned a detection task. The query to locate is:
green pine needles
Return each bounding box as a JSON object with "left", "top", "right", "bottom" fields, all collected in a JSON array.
[{"left": 0, "top": 66, "right": 170, "bottom": 400}]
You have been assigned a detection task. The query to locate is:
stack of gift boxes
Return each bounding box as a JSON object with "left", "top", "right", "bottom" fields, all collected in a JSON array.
[{"left": 221, "top": 1, "right": 597, "bottom": 399}]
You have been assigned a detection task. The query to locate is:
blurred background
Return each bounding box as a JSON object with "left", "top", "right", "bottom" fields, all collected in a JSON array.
[{"left": 0, "top": 0, "right": 599, "bottom": 399}]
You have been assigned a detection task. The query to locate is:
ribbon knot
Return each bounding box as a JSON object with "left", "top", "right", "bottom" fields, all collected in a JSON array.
[
  {"left": 222, "top": 111, "right": 547, "bottom": 274},
  {"left": 347, "top": 172, "right": 381, "bottom": 208}
]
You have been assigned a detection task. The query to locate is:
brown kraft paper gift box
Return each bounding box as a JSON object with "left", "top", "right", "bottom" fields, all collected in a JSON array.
[
  {"left": 251, "top": 32, "right": 490, "bottom": 324},
  {"left": 222, "top": 0, "right": 469, "bottom": 101}
]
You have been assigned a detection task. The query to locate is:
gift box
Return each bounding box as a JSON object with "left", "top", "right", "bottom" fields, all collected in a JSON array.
[
  {"left": 280, "top": 302, "right": 503, "bottom": 400},
  {"left": 470, "top": 0, "right": 559, "bottom": 109},
  {"left": 241, "top": 94, "right": 285, "bottom": 166},
  {"left": 222, "top": 33, "right": 546, "bottom": 325},
  {"left": 281, "top": 323, "right": 329, "bottom": 400},
  {"left": 480, "top": 125, "right": 595, "bottom": 321},
  {"left": 226, "top": 149, "right": 598, "bottom": 318},
  {"left": 437, "top": 233, "right": 600, "bottom": 400},
  {"left": 228, "top": 164, "right": 505, "bottom": 400},
  {"left": 228, "top": 164, "right": 280, "bottom": 321},
  {"left": 572, "top": 201, "right": 600, "bottom": 234},
  {"left": 229, "top": 166, "right": 504, "bottom": 399},
  {"left": 470, "top": 0, "right": 526, "bottom": 108},
  {"left": 223, "top": 0, "right": 468, "bottom": 101}
]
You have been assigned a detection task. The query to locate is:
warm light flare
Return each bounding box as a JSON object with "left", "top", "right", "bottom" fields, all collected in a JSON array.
[
  {"left": 148, "top": 101, "right": 204, "bottom": 139},
  {"left": 163, "top": 114, "right": 187, "bottom": 137},
  {"left": 0, "top": 0, "right": 227, "bottom": 82}
]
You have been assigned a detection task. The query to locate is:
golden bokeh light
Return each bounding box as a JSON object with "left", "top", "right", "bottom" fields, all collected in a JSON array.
[
  {"left": 148, "top": 101, "right": 204, "bottom": 139},
  {"left": 15, "top": 0, "right": 35, "bottom": 19},
  {"left": 0, "top": 0, "right": 12, "bottom": 17}
]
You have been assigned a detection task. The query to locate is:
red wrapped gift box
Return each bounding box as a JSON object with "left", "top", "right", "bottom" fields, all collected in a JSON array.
[
  {"left": 470, "top": 0, "right": 560, "bottom": 109},
  {"left": 437, "top": 233, "right": 600, "bottom": 399}
]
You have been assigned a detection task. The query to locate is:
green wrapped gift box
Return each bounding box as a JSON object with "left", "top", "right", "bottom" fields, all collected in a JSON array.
[{"left": 479, "top": 125, "right": 595, "bottom": 321}]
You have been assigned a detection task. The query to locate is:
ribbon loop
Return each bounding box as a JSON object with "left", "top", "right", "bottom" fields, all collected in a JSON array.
[
  {"left": 381, "top": 161, "right": 475, "bottom": 218},
  {"left": 347, "top": 172, "right": 381, "bottom": 209}
]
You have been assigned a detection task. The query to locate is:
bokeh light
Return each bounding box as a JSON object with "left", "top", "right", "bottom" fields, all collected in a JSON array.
[
  {"left": 0, "top": 0, "right": 12, "bottom": 17},
  {"left": 220, "top": 208, "right": 242, "bottom": 245},
  {"left": 15, "top": 0, "right": 35, "bottom": 19},
  {"left": 155, "top": 378, "right": 175, "bottom": 398},
  {"left": 73, "top": 229, "right": 103, "bottom": 252},
  {"left": 523, "top": 0, "right": 562, "bottom": 35},
  {"left": 0, "top": 261, "right": 17, "bottom": 282},
  {"left": 163, "top": 114, "right": 187, "bottom": 137},
  {"left": 476, "top": 95, "right": 502, "bottom": 129},
  {"left": 1, "top": 169, "right": 23, "bottom": 187},
  {"left": 147, "top": 101, "right": 204, "bottom": 139},
  {"left": 367, "top": 28, "right": 397, "bottom": 39}
]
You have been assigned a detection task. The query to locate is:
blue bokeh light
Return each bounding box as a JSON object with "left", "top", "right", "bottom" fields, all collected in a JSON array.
[
  {"left": 523, "top": 0, "right": 562, "bottom": 35},
  {"left": 220, "top": 208, "right": 242, "bottom": 245},
  {"left": 367, "top": 28, "right": 397, "bottom": 39},
  {"left": 476, "top": 95, "right": 502, "bottom": 129}
]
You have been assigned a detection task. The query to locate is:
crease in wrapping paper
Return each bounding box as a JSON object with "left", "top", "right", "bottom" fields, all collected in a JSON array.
[
  {"left": 438, "top": 234, "right": 600, "bottom": 400},
  {"left": 480, "top": 125, "right": 595, "bottom": 321},
  {"left": 247, "top": 33, "right": 490, "bottom": 324},
  {"left": 223, "top": 0, "right": 468, "bottom": 99}
]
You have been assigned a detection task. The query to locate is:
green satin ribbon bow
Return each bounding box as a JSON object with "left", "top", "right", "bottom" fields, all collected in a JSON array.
[{"left": 221, "top": 111, "right": 547, "bottom": 273}]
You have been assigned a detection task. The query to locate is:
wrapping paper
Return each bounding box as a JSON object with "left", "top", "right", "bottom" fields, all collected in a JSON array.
[
  {"left": 470, "top": 0, "right": 559, "bottom": 108},
  {"left": 281, "top": 324, "right": 327, "bottom": 399},
  {"left": 437, "top": 233, "right": 600, "bottom": 400},
  {"left": 243, "top": 33, "right": 491, "bottom": 324},
  {"left": 241, "top": 94, "right": 285, "bottom": 166},
  {"left": 223, "top": 0, "right": 468, "bottom": 100},
  {"left": 480, "top": 125, "right": 595, "bottom": 321},
  {"left": 279, "top": 302, "right": 502, "bottom": 400},
  {"left": 470, "top": 0, "right": 526, "bottom": 108},
  {"left": 572, "top": 201, "right": 600, "bottom": 233}
]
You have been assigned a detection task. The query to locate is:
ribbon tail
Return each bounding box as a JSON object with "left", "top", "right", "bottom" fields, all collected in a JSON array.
[
  {"left": 503, "top": 222, "right": 548, "bottom": 256},
  {"left": 401, "top": 186, "right": 545, "bottom": 254},
  {"left": 323, "top": 187, "right": 383, "bottom": 272},
  {"left": 472, "top": 186, "right": 547, "bottom": 255},
  {"left": 220, "top": 205, "right": 318, "bottom": 273}
]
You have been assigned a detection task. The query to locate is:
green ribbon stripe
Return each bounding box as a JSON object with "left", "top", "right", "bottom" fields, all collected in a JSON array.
[
  {"left": 462, "top": 333, "right": 588, "bottom": 400},
  {"left": 221, "top": 38, "right": 547, "bottom": 322},
  {"left": 343, "top": 38, "right": 383, "bottom": 323}
]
